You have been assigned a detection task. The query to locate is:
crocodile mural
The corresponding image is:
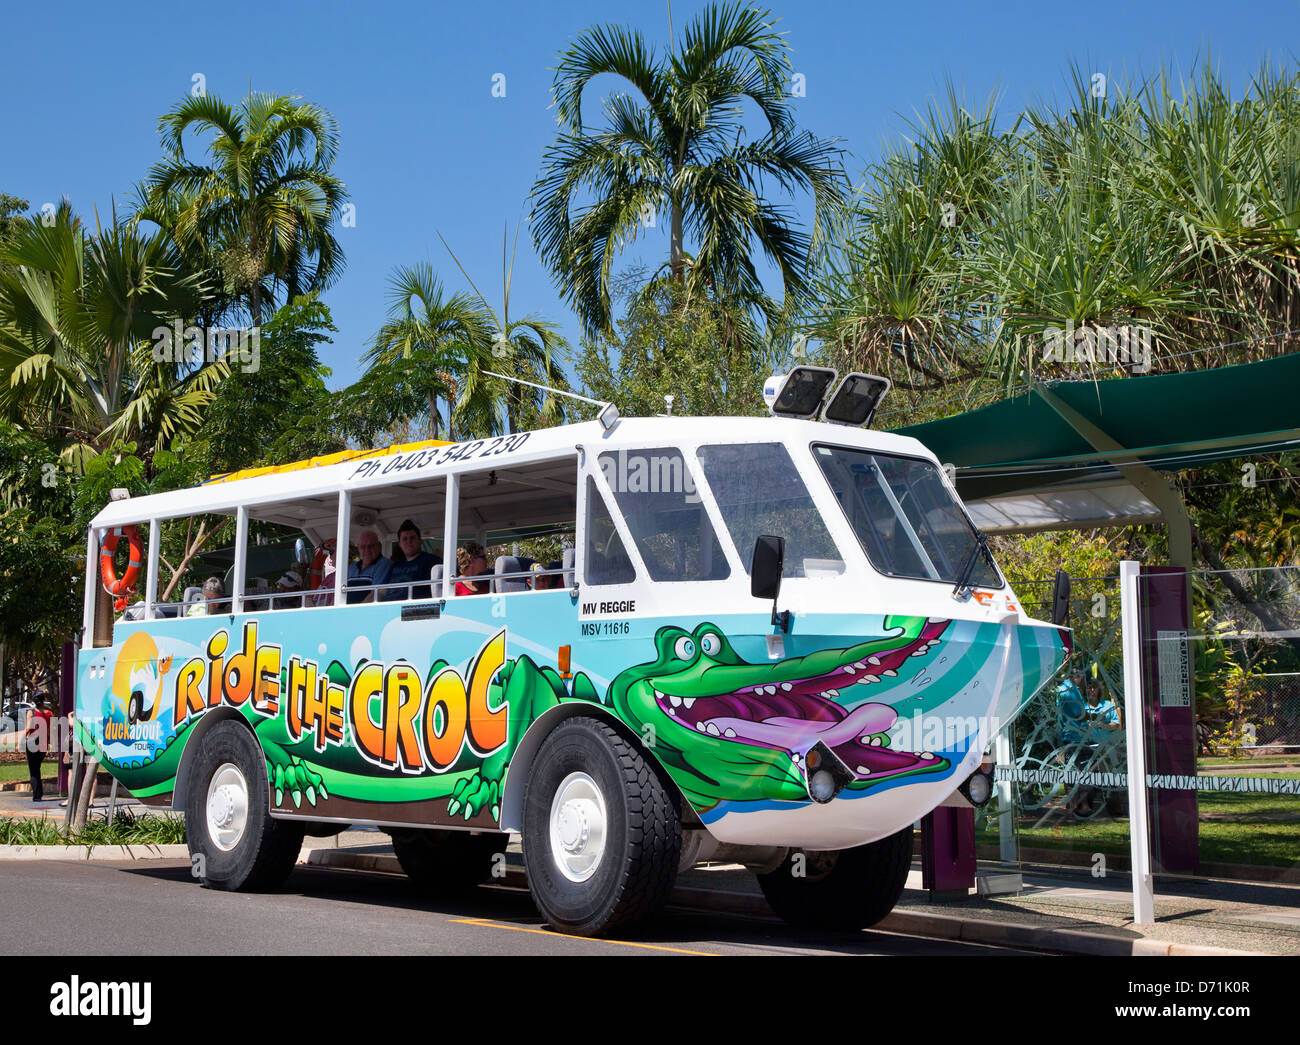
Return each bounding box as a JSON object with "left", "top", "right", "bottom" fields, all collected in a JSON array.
[{"left": 80, "top": 614, "right": 961, "bottom": 827}]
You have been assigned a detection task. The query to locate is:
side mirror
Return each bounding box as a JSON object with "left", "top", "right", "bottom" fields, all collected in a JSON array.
[
  {"left": 751, "top": 535, "right": 785, "bottom": 601},
  {"left": 1051, "top": 569, "right": 1071, "bottom": 626}
]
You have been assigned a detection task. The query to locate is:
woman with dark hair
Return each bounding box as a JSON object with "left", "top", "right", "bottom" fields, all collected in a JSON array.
[
  {"left": 24, "top": 694, "right": 53, "bottom": 803},
  {"left": 455, "top": 542, "right": 490, "bottom": 596}
]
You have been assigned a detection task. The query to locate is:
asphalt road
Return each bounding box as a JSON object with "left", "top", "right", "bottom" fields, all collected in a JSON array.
[{"left": 3, "top": 859, "right": 1047, "bottom": 956}]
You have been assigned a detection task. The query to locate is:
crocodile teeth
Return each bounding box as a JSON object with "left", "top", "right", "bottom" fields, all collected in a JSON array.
[
  {"left": 883, "top": 669, "right": 898, "bottom": 677},
  {"left": 706, "top": 722, "right": 721, "bottom": 736},
  {"left": 871, "top": 736, "right": 884, "bottom": 746},
  {"left": 842, "top": 665, "right": 857, "bottom": 674},
  {"left": 861, "top": 674, "right": 881, "bottom": 684},
  {"left": 911, "top": 649, "right": 927, "bottom": 657},
  {"left": 696, "top": 722, "right": 707, "bottom": 732},
  {"left": 724, "top": 728, "right": 737, "bottom": 738},
  {"left": 670, "top": 695, "right": 682, "bottom": 708},
  {"left": 780, "top": 682, "right": 793, "bottom": 691},
  {"left": 682, "top": 697, "right": 695, "bottom": 709},
  {"left": 654, "top": 690, "right": 664, "bottom": 701},
  {"left": 921, "top": 751, "right": 934, "bottom": 759},
  {"left": 867, "top": 656, "right": 881, "bottom": 666},
  {"left": 824, "top": 688, "right": 840, "bottom": 697},
  {"left": 856, "top": 766, "right": 871, "bottom": 776}
]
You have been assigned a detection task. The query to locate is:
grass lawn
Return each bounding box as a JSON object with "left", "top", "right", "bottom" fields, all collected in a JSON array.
[
  {"left": 0, "top": 762, "right": 28, "bottom": 783},
  {"left": 0, "top": 759, "right": 65, "bottom": 783},
  {"left": 978, "top": 785, "right": 1300, "bottom": 868}
]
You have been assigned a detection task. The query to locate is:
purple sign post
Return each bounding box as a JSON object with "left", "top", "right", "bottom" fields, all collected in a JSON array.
[{"left": 1139, "top": 567, "right": 1198, "bottom": 874}]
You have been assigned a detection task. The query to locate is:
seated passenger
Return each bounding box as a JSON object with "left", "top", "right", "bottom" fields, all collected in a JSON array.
[
  {"left": 347, "top": 529, "right": 393, "bottom": 604},
  {"left": 454, "top": 542, "right": 490, "bottom": 596},
  {"left": 275, "top": 571, "right": 303, "bottom": 609},
  {"left": 187, "top": 577, "right": 227, "bottom": 617},
  {"left": 382, "top": 519, "right": 440, "bottom": 601},
  {"left": 530, "top": 562, "right": 562, "bottom": 591}
]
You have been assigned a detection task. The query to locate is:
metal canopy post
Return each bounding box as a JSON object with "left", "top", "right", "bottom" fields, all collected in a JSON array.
[{"left": 1120, "top": 560, "right": 1155, "bottom": 924}]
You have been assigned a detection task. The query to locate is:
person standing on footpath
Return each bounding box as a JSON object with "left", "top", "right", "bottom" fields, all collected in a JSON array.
[{"left": 25, "top": 694, "right": 53, "bottom": 802}]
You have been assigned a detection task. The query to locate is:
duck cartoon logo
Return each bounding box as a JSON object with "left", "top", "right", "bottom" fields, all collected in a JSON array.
[{"left": 110, "top": 633, "right": 174, "bottom": 729}]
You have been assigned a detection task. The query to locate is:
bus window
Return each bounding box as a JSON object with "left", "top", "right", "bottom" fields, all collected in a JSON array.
[
  {"left": 154, "top": 514, "right": 234, "bottom": 618},
  {"left": 696, "top": 442, "right": 845, "bottom": 578},
  {"left": 596, "top": 448, "right": 728, "bottom": 582},
  {"left": 97, "top": 520, "right": 155, "bottom": 630},
  {"left": 453, "top": 457, "right": 577, "bottom": 594},
  {"left": 583, "top": 476, "right": 635, "bottom": 586}
]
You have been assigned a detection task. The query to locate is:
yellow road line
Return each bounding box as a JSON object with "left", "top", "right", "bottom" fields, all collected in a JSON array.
[{"left": 449, "top": 917, "right": 718, "bottom": 955}]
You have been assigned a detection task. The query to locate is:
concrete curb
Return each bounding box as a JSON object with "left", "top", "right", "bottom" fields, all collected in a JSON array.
[
  {"left": 0, "top": 843, "right": 190, "bottom": 861},
  {"left": 304, "top": 848, "right": 1264, "bottom": 957}
]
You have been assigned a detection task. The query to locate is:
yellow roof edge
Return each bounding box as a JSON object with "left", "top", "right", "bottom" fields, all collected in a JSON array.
[{"left": 203, "top": 439, "right": 454, "bottom": 486}]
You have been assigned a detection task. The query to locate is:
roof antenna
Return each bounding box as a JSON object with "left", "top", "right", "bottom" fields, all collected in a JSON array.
[{"left": 483, "top": 371, "right": 620, "bottom": 432}]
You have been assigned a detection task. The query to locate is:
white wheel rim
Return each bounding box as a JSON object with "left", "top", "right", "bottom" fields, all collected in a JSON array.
[
  {"left": 548, "top": 772, "right": 607, "bottom": 883},
  {"left": 205, "top": 763, "right": 249, "bottom": 852}
]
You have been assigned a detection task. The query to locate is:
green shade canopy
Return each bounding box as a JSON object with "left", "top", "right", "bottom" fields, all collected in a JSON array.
[{"left": 893, "top": 354, "right": 1300, "bottom": 505}]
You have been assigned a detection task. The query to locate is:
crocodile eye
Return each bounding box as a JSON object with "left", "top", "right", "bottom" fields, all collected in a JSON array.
[
  {"left": 699, "top": 633, "right": 721, "bottom": 656},
  {"left": 673, "top": 636, "right": 695, "bottom": 660}
]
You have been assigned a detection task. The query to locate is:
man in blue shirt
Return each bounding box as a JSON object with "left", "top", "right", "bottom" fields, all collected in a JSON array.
[
  {"left": 1057, "top": 672, "right": 1087, "bottom": 744},
  {"left": 381, "top": 520, "right": 440, "bottom": 601},
  {"left": 1084, "top": 684, "right": 1122, "bottom": 736},
  {"left": 347, "top": 530, "right": 392, "bottom": 603}
]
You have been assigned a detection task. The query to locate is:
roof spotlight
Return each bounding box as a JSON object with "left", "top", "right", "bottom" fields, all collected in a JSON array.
[
  {"left": 822, "top": 372, "right": 891, "bottom": 428},
  {"left": 763, "top": 367, "right": 838, "bottom": 419}
]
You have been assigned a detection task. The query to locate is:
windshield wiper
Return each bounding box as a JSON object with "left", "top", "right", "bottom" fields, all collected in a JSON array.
[{"left": 952, "top": 527, "right": 994, "bottom": 597}]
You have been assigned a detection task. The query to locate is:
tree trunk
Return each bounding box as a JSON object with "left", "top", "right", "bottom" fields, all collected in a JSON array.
[
  {"left": 670, "top": 199, "right": 684, "bottom": 282},
  {"left": 71, "top": 759, "right": 99, "bottom": 834}
]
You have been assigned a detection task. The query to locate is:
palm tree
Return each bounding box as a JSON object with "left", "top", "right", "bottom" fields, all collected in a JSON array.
[
  {"left": 136, "top": 92, "right": 348, "bottom": 325},
  {"left": 441, "top": 225, "right": 571, "bottom": 435},
  {"left": 530, "top": 1, "right": 848, "bottom": 338},
  {"left": 814, "top": 62, "right": 1300, "bottom": 415},
  {"left": 362, "top": 264, "right": 492, "bottom": 441},
  {"left": 0, "top": 204, "right": 221, "bottom": 468}
]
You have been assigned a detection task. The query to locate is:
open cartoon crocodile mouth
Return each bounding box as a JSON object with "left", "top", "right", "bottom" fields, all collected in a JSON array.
[{"left": 647, "top": 618, "right": 951, "bottom": 779}]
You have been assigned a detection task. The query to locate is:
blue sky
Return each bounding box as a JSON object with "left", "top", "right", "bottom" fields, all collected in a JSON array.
[{"left": 2, "top": 0, "right": 1295, "bottom": 390}]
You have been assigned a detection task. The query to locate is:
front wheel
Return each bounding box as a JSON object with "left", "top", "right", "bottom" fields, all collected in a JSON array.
[
  {"left": 184, "top": 721, "right": 305, "bottom": 891},
  {"left": 757, "top": 827, "right": 913, "bottom": 931},
  {"left": 522, "top": 717, "right": 681, "bottom": 936}
]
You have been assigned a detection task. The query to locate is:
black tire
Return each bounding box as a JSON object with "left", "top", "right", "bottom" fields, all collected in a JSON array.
[
  {"left": 184, "top": 721, "right": 305, "bottom": 891},
  {"left": 522, "top": 717, "right": 680, "bottom": 936},
  {"left": 127, "top": 693, "right": 143, "bottom": 725},
  {"left": 757, "top": 826, "right": 913, "bottom": 931},
  {"left": 389, "top": 828, "right": 507, "bottom": 894}
]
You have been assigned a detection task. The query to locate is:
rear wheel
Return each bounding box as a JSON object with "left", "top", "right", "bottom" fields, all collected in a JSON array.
[
  {"left": 390, "top": 829, "right": 507, "bottom": 893},
  {"left": 184, "top": 721, "right": 304, "bottom": 891},
  {"left": 756, "top": 826, "right": 913, "bottom": 931},
  {"left": 522, "top": 717, "right": 680, "bottom": 936}
]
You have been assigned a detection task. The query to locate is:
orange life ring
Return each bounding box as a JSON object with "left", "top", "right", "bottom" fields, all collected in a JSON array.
[
  {"left": 100, "top": 525, "right": 144, "bottom": 602},
  {"left": 307, "top": 546, "right": 330, "bottom": 590}
]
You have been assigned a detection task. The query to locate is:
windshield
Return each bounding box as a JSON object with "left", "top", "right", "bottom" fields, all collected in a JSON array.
[
  {"left": 812, "top": 444, "right": 1002, "bottom": 588},
  {"left": 696, "top": 442, "right": 844, "bottom": 578}
]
